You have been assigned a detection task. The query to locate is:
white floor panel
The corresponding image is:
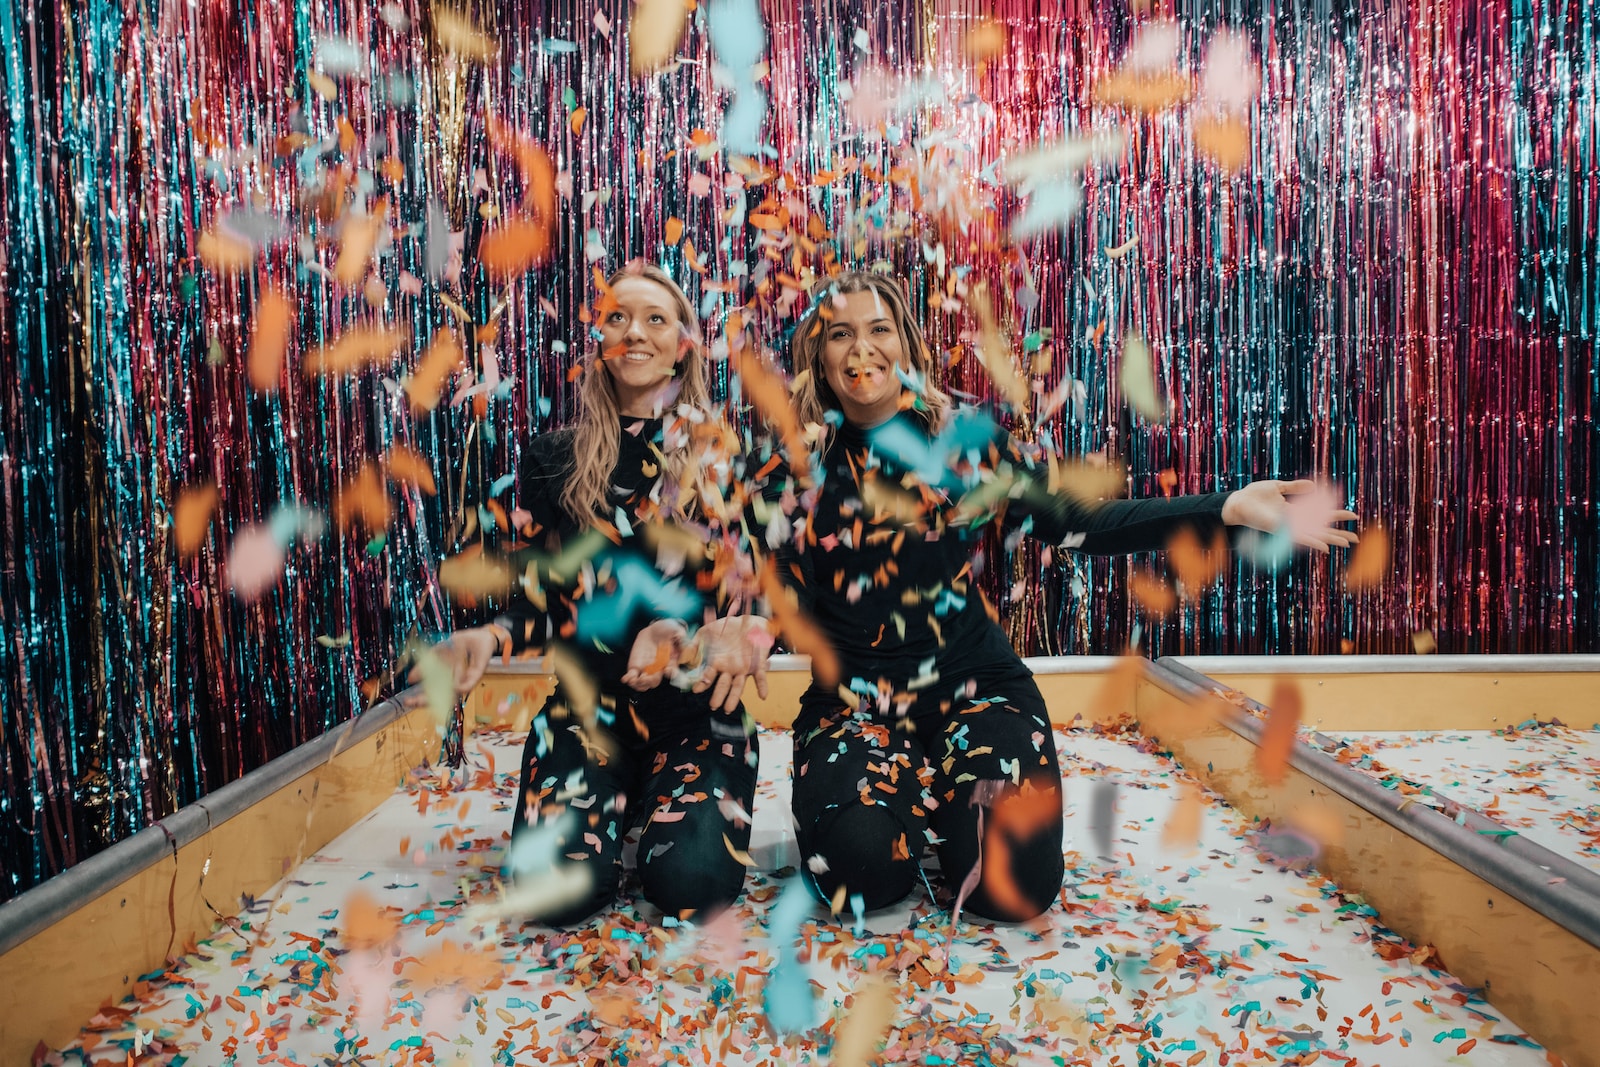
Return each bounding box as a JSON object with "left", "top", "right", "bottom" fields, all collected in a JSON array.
[
  {"left": 1321, "top": 724, "right": 1600, "bottom": 875},
  {"left": 46, "top": 725, "right": 1557, "bottom": 1066}
]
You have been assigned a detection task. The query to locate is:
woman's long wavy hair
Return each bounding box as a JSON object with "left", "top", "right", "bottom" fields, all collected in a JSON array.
[
  {"left": 788, "top": 270, "right": 952, "bottom": 440},
  {"left": 559, "top": 263, "right": 712, "bottom": 525}
]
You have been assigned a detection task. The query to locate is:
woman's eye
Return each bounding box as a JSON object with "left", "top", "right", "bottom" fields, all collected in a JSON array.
[
  {"left": 608, "top": 312, "right": 625, "bottom": 323},
  {"left": 650, "top": 314, "right": 666, "bottom": 324}
]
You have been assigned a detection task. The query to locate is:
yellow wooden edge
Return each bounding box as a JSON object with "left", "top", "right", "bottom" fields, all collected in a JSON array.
[
  {"left": 1133, "top": 675, "right": 1600, "bottom": 1067},
  {"left": 1197, "top": 671, "right": 1596, "bottom": 733},
  {"left": 0, "top": 705, "right": 437, "bottom": 1064}
]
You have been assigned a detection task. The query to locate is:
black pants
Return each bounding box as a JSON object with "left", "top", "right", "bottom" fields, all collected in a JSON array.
[
  {"left": 791, "top": 672, "right": 1065, "bottom": 922},
  {"left": 510, "top": 689, "right": 759, "bottom": 924}
]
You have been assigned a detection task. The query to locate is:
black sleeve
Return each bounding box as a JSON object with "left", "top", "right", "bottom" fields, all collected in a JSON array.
[
  {"left": 491, "top": 434, "right": 572, "bottom": 655},
  {"left": 997, "top": 434, "right": 1232, "bottom": 555},
  {"left": 743, "top": 438, "right": 816, "bottom": 617}
]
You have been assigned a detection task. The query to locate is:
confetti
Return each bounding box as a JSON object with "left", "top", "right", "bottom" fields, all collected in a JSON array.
[
  {"left": 333, "top": 202, "right": 386, "bottom": 287},
  {"left": 968, "top": 283, "right": 1031, "bottom": 412},
  {"left": 438, "top": 548, "right": 512, "bottom": 599},
  {"left": 302, "top": 325, "right": 409, "bottom": 378},
  {"left": 1128, "top": 570, "right": 1176, "bottom": 617},
  {"left": 830, "top": 975, "right": 898, "bottom": 1067},
  {"left": 246, "top": 286, "right": 293, "bottom": 393},
  {"left": 405, "top": 328, "right": 465, "bottom": 412},
  {"left": 227, "top": 524, "right": 286, "bottom": 601},
  {"left": 1345, "top": 523, "right": 1391, "bottom": 588},
  {"left": 383, "top": 444, "right": 436, "bottom": 495},
  {"left": 757, "top": 557, "right": 840, "bottom": 686},
  {"left": 1118, "top": 332, "right": 1166, "bottom": 422},
  {"left": 1161, "top": 782, "right": 1203, "bottom": 853},
  {"left": 1257, "top": 678, "right": 1304, "bottom": 785},
  {"left": 333, "top": 463, "right": 392, "bottom": 533},
  {"left": 173, "top": 482, "right": 219, "bottom": 557},
  {"left": 1166, "top": 527, "right": 1228, "bottom": 592},
  {"left": 433, "top": 8, "right": 497, "bottom": 62},
  {"left": 629, "top": 0, "right": 690, "bottom": 76},
  {"left": 196, "top": 226, "right": 254, "bottom": 273},
  {"left": 1194, "top": 115, "right": 1251, "bottom": 172}
]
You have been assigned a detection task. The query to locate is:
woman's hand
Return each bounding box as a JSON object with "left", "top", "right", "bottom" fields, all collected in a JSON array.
[
  {"left": 1221, "top": 479, "right": 1360, "bottom": 552},
  {"left": 622, "top": 619, "right": 690, "bottom": 692},
  {"left": 693, "top": 616, "right": 773, "bottom": 713},
  {"left": 411, "top": 626, "right": 501, "bottom": 695}
]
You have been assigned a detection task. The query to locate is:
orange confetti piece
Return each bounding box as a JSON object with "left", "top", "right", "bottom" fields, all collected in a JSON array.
[
  {"left": 197, "top": 227, "right": 254, "bottom": 274},
  {"left": 438, "top": 547, "right": 513, "bottom": 599},
  {"left": 173, "top": 483, "right": 219, "bottom": 557},
  {"left": 248, "top": 287, "right": 293, "bottom": 393},
  {"left": 1167, "top": 527, "right": 1228, "bottom": 592},
  {"left": 629, "top": 0, "right": 690, "bottom": 77},
  {"left": 569, "top": 107, "right": 587, "bottom": 136},
  {"left": 478, "top": 216, "right": 554, "bottom": 281},
  {"left": 333, "top": 463, "right": 392, "bottom": 533},
  {"left": 969, "top": 283, "right": 1031, "bottom": 414},
  {"left": 1161, "top": 783, "right": 1203, "bottom": 852},
  {"left": 383, "top": 444, "right": 436, "bottom": 495},
  {"left": 480, "top": 121, "right": 557, "bottom": 281},
  {"left": 1194, "top": 115, "right": 1251, "bottom": 172},
  {"left": 733, "top": 348, "right": 811, "bottom": 486},
  {"left": 1286, "top": 803, "right": 1346, "bottom": 849},
  {"left": 1092, "top": 69, "right": 1193, "bottom": 113},
  {"left": 303, "top": 325, "right": 409, "bottom": 378},
  {"left": 405, "top": 940, "right": 504, "bottom": 992},
  {"left": 1129, "top": 570, "right": 1176, "bottom": 617},
  {"left": 980, "top": 786, "right": 1060, "bottom": 919},
  {"left": 342, "top": 890, "right": 399, "bottom": 949},
  {"left": 1345, "top": 523, "right": 1390, "bottom": 589},
  {"left": 334, "top": 200, "right": 386, "bottom": 287},
  {"left": 758, "top": 557, "right": 840, "bottom": 686},
  {"left": 433, "top": 8, "right": 498, "bottom": 62},
  {"left": 1119, "top": 332, "right": 1166, "bottom": 422},
  {"left": 1256, "top": 678, "right": 1303, "bottom": 785},
  {"left": 1411, "top": 630, "right": 1438, "bottom": 654},
  {"left": 405, "top": 329, "right": 464, "bottom": 412},
  {"left": 722, "top": 833, "right": 757, "bottom": 867},
  {"left": 664, "top": 216, "right": 685, "bottom": 245},
  {"left": 1090, "top": 652, "right": 1145, "bottom": 723},
  {"left": 962, "top": 19, "right": 1007, "bottom": 64},
  {"left": 832, "top": 976, "right": 898, "bottom": 1067}
]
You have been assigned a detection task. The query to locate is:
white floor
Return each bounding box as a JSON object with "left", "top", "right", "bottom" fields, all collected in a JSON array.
[
  {"left": 47, "top": 725, "right": 1558, "bottom": 1066},
  {"left": 1321, "top": 724, "right": 1600, "bottom": 875}
]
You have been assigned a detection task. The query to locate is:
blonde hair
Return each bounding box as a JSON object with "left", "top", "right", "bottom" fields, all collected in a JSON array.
[
  {"left": 560, "top": 262, "right": 712, "bottom": 525},
  {"left": 788, "top": 270, "right": 952, "bottom": 437}
]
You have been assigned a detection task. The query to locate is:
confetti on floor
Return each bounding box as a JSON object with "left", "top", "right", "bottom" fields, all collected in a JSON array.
[
  {"left": 47, "top": 725, "right": 1557, "bottom": 1066},
  {"left": 1322, "top": 723, "right": 1600, "bottom": 874}
]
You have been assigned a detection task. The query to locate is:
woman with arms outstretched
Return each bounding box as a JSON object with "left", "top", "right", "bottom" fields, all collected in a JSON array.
[{"left": 754, "top": 270, "right": 1357, "bottom": 923}]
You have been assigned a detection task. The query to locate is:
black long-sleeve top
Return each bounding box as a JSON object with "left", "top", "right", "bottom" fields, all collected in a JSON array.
[
  {"left": 756, "top": 411, "right": 1232, "bottom": 736},
  {"left": 491, "top": 416, "right": 728, "bottom": 733}
]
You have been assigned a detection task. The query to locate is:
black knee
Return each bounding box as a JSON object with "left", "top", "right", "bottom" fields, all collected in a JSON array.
[
  {"left": 803, "top": 803, "right": 918, "bottom": 912},
  {"left": 637, "top": 839, "right": 747, "bottom": 919}
]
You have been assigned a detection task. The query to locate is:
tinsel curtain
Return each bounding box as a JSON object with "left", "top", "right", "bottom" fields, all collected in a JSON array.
[{"left": 0, "top": 0, "right": 1594, "bottom": 901}]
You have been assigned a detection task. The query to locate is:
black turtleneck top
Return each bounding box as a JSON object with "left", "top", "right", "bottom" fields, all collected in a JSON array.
[
  {"left": 757, "top": 412, "right": 1232, "bottom": 735},
  {"left": 491, "top": 415, "right": 727, "bottom": 731}
]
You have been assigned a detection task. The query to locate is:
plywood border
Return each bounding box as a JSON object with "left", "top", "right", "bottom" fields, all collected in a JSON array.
[
  {"left": 0, "top": 700, "right": 436, "bottom": 1063},
  {"left": 1137, "top": 662, "right": 1600, "bottom": 1067}
]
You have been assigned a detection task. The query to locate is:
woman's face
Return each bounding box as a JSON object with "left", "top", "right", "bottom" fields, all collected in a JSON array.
[
  {"left": 600, "top": 276, "right": 687, "bottom": 415},
  {"left": 818, "top": 288, "right": 906, "bottom": 428}
]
